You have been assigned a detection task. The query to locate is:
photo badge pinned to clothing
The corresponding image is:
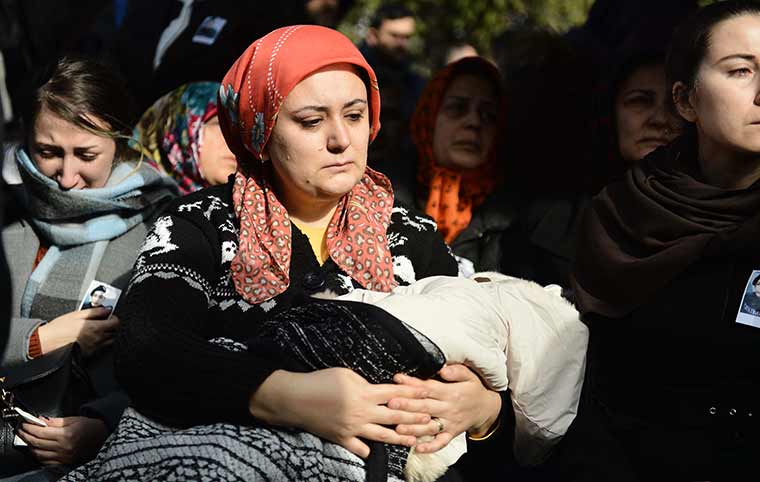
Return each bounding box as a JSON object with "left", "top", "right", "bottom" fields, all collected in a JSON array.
[
  {"left": 735, "top": 270, "right": 760, "bottom": 328},
  {"left": 192, "top": 16, "right": 227, "bottom": 45},
  {"left": 78, "top": 280, "right": 122, "bottom": 313}
]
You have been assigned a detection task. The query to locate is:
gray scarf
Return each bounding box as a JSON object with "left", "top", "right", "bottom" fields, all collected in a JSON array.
[{"left": 15, "top": 148, "right": 178, "bottom": 317}]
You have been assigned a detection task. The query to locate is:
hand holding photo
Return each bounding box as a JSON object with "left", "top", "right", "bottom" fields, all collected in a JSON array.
[
  {"left": 78, "top": 280, "right": 122, "bottom": 312},
  {"left": 12, "top": 406, "right": 47, "bottom": 447}
]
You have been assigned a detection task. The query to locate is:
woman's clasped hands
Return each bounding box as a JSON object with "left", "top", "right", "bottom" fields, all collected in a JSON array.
[
  {"left": 250, "top": 364, "right": 500, "bottom": 459},
  {"left": 391, "top": 364, "right": 502, "bottom": 454}
]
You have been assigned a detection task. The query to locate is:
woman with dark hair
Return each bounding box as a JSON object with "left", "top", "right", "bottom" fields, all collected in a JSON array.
[
  {"left": 609, "top": 49, "right": 684, "bottom": 168},
  {"left": 0, "top": 57, "right": 176, "bottom": 481},
  {"left": 569, "top": 1, "right": 760, "bottom": 479},
  {"left": 133, "top": 81, "right": 236, "bottom": 194},
  {"left": 61, "top": 26, "right": 504, "bottom": 482}
]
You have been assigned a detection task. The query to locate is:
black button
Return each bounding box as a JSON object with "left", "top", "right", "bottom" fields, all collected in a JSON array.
[{"left": 303, "top": 272, "right": 326, "bottom": 292}]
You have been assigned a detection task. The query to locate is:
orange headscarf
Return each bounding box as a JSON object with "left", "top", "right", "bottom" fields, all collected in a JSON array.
[
  {"left": 411, "top": 57, "right": 505, "bottom": 244},
  {"left": 218, "top": 25, "right": 396, "bottom": 304}
]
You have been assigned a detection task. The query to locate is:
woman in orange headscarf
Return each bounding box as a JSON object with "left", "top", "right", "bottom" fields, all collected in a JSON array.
[
  {"left": 407, "top": 57, "right": 508, "bottom": 274},
  {"left": 61, "top": 26, "right": 504, "bottom": 482}
]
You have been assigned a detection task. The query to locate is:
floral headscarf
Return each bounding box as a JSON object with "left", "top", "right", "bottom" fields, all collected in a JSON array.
[
  {"left": 133, "top": 82, "right": 220, "bottom": 194},
  {"left": 411, "top": 57, "right": 505, "bottom": 244},
  {"left": 218, "top": 25, "right": 395, "bottom": 304}
]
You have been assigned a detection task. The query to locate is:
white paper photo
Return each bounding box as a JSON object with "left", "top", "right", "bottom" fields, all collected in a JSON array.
[
  {"left": 78, "top": 280, "right": 122, "bottom": 312},
  {"left": 735, "top": 270, "right": 760, "bottom": 328}
]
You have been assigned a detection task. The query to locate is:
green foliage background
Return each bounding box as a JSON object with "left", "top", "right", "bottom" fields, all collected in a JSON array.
[{"left": 339, "top": 0, "right": 596, "bottom": 70}]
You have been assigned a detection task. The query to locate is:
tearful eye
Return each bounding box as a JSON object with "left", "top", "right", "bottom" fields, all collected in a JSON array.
[
  {"left": 34, "top": 144, "right": 61, "bottom": 159},
  {"left": 37, "top": 150, "right": 57, "bottom": 159},
  {"left": 729, "top": 67, "right": 753, "bottom": 77},
  {"left": 300, "top": 118, "right": 322, "bottom": 128}
]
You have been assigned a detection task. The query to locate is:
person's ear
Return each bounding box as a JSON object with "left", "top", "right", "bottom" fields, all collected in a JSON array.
[
  {"left": 673, "top": 81, "right": 697, "bottom": 123},
  {"left": 366, "top": 27, "right": 379, "bottom": 46}
]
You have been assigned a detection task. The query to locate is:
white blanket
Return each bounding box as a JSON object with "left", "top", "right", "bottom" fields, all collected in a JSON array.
[{"left": 339, "top": 272, "right": 589, "bottom": 466}]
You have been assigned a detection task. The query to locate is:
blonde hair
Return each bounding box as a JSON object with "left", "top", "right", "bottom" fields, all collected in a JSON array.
[{"left": 27, "top": 56, "right": 135, "bottom": 164}]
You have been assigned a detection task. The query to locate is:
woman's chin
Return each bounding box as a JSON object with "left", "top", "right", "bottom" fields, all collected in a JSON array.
[
  {"left": 442, "top": 156, "right": 487, "bottom": 170},
  {"left": 313, "top": 184, "right": 360, "bottom": 201},
  {"left": 317, "top": 171, "right": 364, "bottom": 195}
]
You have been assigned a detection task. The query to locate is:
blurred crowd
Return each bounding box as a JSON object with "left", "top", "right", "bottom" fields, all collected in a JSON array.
[{"left": 4, "top": 1, "right": 760, "bottom": 481}]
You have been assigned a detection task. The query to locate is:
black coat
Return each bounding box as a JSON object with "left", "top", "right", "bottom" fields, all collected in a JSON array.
[
  {"left": 449, "top": 190, "right": 517, "bottom": 274},
  {"left": 114, "top": 0, "right": 317, "bottom": 111},
  {"left": 499, "top": 195, "right": 589, "bottom": 288},
  {"left": 557, "top": 246, "right": 760, "bottom": 481}
]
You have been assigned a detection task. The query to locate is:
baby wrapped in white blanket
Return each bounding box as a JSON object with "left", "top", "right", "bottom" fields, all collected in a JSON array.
[{"left": 332, "top": 272, "right": 589, "bottom": 479}]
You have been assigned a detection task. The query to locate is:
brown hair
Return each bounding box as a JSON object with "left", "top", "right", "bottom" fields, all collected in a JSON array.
[
  {"left": 27, "top": 56, "right": 134, "bottom": 163},
  {"left": 667, "top": 1, "right": 760, "bottom": 121}
]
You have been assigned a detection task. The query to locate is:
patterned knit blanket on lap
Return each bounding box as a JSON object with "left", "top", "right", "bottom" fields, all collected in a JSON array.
[{"left": 62, "top": 299, "right": 444, "bottom": 482}]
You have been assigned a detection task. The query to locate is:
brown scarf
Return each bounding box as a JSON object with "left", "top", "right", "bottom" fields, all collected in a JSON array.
[{"left": 572, "top": 136, "right": 760, "bottom": 318}]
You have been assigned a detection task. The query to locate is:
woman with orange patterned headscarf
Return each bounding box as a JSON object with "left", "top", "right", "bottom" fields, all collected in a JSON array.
[
  {"left": 63, "top": 26, "right": 505, "bottom": 482},
  {"left": 409, "top": 57, "right": 509, "bottom": 274}
]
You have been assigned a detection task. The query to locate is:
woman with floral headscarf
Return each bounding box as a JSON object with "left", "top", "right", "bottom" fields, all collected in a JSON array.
[
  {"left": 61, "top": 26, "right": 504, "bottom": 482},
  {"left": 403, "top": 57, "right": 509, "bottom": 275},
  {"left": 133, "top": 81, "right": 237, "bottom": 194}
]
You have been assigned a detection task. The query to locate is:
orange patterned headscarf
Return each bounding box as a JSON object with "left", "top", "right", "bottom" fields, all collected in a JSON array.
[
  {"left": 411, "top": 57, "right": 505, "bottom": 244},
  {"left": 218, "top": 25, "right": 395, "bottom": 304}
]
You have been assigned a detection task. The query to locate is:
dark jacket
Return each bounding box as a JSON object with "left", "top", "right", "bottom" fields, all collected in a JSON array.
[
  {"left": 114, "top": 1, "right": 317, "bottom": 111},
  {"left": 568, "top": 243, "right": 760, "bottom": 481},
  {"left": 449, "top": 190, "right": 518, "bottom": 274},
  {"left": 499, "top": 195, "right": 589, "bottom": 288}
]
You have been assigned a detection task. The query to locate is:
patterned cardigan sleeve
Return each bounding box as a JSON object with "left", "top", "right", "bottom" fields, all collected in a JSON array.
[
  {"left": 114, "top": 211, "right": 276, "bottom": 427},
  {"left": 388, "top": 203, "right": 459, "bottom": 283}
]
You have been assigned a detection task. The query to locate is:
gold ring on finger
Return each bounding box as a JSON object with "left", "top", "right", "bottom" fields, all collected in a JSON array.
[{"left": 433, "top": 418, "right": 444, "bottom": 434}]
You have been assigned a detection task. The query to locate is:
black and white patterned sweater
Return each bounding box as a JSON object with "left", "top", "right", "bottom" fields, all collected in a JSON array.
[{"left": 115, "top": 181, "right": 458, "bottom": 428}]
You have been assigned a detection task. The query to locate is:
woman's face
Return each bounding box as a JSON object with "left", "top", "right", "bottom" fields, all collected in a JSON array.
[
  {"left": 198, "top": 115, "right": 237, "bottom": 185},
  {"left": 679, "top": 14, "right": 760, "bottom": 162},
  {"left": 615, "top": 63, "right": 682, "bottom": 163},
  {"left": 31, "top": 107, "right": 116, "bottom": 189},
  {"left": 265, "top": 64, "right": 370, "bottom": 206},
  {"left": 432, "top": 74, "right": 499, "bottom": 170}
]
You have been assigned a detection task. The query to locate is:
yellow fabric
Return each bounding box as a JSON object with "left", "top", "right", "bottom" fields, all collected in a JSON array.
[{"left": 294, "top": 222, "right": 329, "bottom": 265}]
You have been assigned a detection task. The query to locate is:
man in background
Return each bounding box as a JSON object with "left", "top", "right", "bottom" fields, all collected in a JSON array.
[{"left": 360, "top": 2, "right": 425, "bottom": 177}]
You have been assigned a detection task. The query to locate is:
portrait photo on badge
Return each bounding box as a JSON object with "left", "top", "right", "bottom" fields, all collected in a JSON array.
[
  {"left": 736, "top": 270, "right": 760, "bottom": 328},
  {"left": 78, "top": 280, "right": 122, "bottom": 312}
]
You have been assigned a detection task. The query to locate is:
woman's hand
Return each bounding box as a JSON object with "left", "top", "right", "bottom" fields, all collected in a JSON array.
[
  {"left": 38, "top": 308, "right": 119, "bottom": 356},
  {"left": 249, "top": 368, "right": 433, "bottom": 458},
  {"left": 389, "top": 364, "right": 502, "bottom": 454},
  {"left": 17, "top": 416, "right": 109, "bottom": 465}
]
